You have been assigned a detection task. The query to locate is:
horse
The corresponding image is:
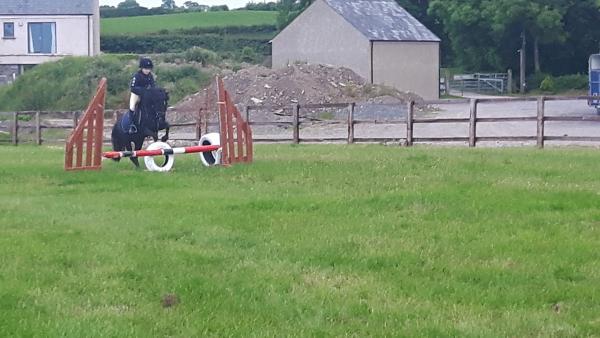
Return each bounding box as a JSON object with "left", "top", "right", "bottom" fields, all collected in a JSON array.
[{"left": 111, "top": 87, "right": 171, "bottom": 168}]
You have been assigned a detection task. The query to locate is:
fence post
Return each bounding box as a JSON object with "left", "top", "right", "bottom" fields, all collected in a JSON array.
[
  {"left": 507, "top": 69, "right": 513, "bottom": 94},
  {"left": 203, "top": 106, "right": 209, "bottom": 135},
  {"left": 469, "top": 99, "right": 478, "bottom": 147},
  {"left": 245, "top": 106, "right": 250, "bottom": 124},
  {"left": 35, "top": 111, "right": 42, "bottom": 145},
  {"left": 196, "top": 108, "right": 203, "bottom": 140},
  {"left": 72, "top": 111, "right": 80, "bottom": 129},
  {"left": 537, "top": 96, "right": 545, "bottom": 149},
  {"left": 12, "top": 112, "right": 18, "bottom": 146},
  {"left": 406, "top": 101, "right": 414, "bottom": 146},
  {"left": 347, "top": 103, "right": 355, "bottom": 144},
  {"left": 293, "top": 104, "right": 300, "bottom": 144}
]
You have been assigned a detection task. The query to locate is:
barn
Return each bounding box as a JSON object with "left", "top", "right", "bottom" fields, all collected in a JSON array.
[{"left": 271, "top": 0, "right": 441, "bottom": 100}]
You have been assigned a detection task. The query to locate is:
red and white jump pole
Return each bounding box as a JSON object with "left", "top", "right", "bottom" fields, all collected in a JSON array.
[
  {"left": 102, "top": 133, "right": 222, "bottom": 172},
  {"left": 102, "top": 145, "right": 220, "bottom": 159}
]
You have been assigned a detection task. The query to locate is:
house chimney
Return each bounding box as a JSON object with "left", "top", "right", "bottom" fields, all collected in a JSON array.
[{"left": 92, "top": 0, "right": 101, "bottom": 55}]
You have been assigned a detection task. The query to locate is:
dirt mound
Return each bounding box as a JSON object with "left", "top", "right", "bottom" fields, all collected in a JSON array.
[{"left": 171, "top": 63, "right": 423, "bottom": 122}]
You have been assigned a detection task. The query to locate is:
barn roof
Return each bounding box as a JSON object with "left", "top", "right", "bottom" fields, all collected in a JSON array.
[
  {"left": 324, "top": 0, "right": 440, "bottom": 42},
  {"left": 0, "top": 0, "right": 95, "bottom": 15}
]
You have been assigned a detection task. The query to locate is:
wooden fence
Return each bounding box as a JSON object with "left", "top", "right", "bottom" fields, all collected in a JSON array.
[
  {"left": 2, "top": 96, "right": 600, "bottom": 148},
  {"left": 0, "top": 110, "right": 205, "bottom": 146},
  {"left": 241, "top": 96, "right": 600, "bottom": 147}
]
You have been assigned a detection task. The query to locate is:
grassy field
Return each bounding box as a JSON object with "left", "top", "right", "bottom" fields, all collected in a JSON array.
[
  {"left": 101, "top": 11, "right": 277, "bottom": 35},
  {"left": 1, "top": 145, "right": 600, "bottom": 336}
]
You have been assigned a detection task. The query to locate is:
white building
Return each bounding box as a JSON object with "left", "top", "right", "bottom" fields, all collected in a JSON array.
[{"left": 0, "top": 0, "right": 100, "bottom": 84}]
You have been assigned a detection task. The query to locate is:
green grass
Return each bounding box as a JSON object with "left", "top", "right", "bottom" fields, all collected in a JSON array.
[
  {"left": 1, "top": 144, "right": 600, "bottom": 336},
  {"left": 101, "top": 11, "right": 277, "bottom": 35}
]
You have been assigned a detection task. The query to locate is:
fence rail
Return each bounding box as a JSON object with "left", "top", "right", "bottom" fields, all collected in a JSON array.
[{"left": 2, "top": 96, "right": 600, "bottom": 148}]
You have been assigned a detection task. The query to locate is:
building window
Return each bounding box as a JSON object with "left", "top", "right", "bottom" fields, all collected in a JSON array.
[
  {"left": 3, "top": 22, "right": 14, "bottom": 38},
  {"left": 28, "top": 22, "right": 56, "bottom": 54}
]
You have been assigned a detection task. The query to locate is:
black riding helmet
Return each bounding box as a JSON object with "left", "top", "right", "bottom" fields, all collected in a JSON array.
[{"left": 139, "top": 57, "right": 153, "bottom": 69}]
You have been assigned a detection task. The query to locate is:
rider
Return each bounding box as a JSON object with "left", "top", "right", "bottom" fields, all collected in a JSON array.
[{"left": 127, "top": 57, "right": 156, "bottom": 134}]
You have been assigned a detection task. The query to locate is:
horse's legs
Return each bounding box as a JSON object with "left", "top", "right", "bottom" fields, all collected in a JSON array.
[
  {"left": 126, "top": 141, "right": 140, "bottom": 168},
  {"left": 142, "top": 127, "right": 159, "bottom": 142},
  {"left": 161, "top": 125, "right": 170, "bottom": 142}
]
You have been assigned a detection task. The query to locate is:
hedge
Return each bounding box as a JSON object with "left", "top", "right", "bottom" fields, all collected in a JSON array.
[
  {"left": 101, "top": 34, "right": 272, "bottom": 55},
  {"left": 167, "top": 24, "right": 277, "bottom": 36}
]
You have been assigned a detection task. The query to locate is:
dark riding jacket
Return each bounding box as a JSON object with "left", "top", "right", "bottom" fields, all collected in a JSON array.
[{"left": 130, "top": 70, "right": 156, "bottom": 96}]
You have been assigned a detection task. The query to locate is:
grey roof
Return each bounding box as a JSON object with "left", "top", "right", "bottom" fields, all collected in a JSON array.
[
  {"left": 0, "top": 0, "right": 94, "bottom": 15},
  {"left": 324, "top": 0, "right": 440, "bottom": 42}
]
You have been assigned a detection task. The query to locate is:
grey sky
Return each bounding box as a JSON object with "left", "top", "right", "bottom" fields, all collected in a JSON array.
[{"left": 99, "top": 0, "right": 257, "bottom": 10}]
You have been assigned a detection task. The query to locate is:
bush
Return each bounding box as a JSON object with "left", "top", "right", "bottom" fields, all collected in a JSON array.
[
  {"left": 240, "top": 47, "right": 257, "bottom": 63},
  {"left": 0, "top": 57, "right": 93, "bottom": 110},
  {"left": 0, "top": 55, "right": 211, "bottom": 111},
  {"left": 170, "top": 78, "right": 205, "bottom": 103},
  {"left": 101, "top": 34, "right": 272, "bottom": 58},
  {"left": 245, "top": 2, "right": 278, "bottom": 11},
  {"left": 159, "top": 53, "right": 182, "bottom": 64},
  {"left": 209, "top": 5, "right": 229, "bottom": 11},
  {"left": 169, "top": 24, "right": 277, "bottom": 36},
  {"left": 100, "top": 6, "right": 174, "bottom": 18},
  {"left": 553, "top": 74, "right": 588, "bottom": 91},
  {"left": 537, "top": 74, "right": 587, "bottom": 93},
  {"left": 183, "top": 47, "right": 219, "bottom": 66},
  {"left": 527, "top": 72, "right": 551, "bottom": 91},
  {"left": 155, "top": 65, "right": 201, "bottom": 83},
  {"left": 539, "top": 76, "right": 555, "bottom": 92}
]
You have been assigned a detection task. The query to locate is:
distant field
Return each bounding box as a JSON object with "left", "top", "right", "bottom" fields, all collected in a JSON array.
[
  {"left": 1, "top": 145, "right": 600, "bottom": 336},
  {"left": 101, "top": 11, "right": 278, "bottom": 35}
]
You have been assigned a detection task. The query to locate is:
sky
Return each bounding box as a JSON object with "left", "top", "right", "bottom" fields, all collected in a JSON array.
[{"left": 99, "top": 0, "right": 257, "bottom": 10}]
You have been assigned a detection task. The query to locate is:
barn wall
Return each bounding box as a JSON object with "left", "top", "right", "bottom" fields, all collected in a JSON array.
[
  {"left": 271, "top": 0, "right": 371, "bottom": 80},
  {"left": 372, "top": 41, "right": 440, "bottom": 100}
]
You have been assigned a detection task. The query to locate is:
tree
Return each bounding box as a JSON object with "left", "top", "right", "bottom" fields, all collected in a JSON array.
[
  {"left": 485, "top": 0, "right": 566, "bottom": 73},
  {"left": 429, "top": 0, "right": 500, "bottom": 71},
  {"left": 395, "top": 0, "right": 430, "bottom": 23},
  {"left": 246, "top": 2, "right": 278, "bottom": 11},
  {"left": 429, "top": 0, "right": 572, "bottom": 75},
  {"left": 162, "top": 0, "right": 177, "bottom": 9},
  {"left": 550, "top": 0, "right": 600, "bottom": 73},
  {"left": 117, "top": 0, "right": 140, "bottom": 9},
  {"left": 209, "top": 5, "right": 229, "bottom": 11},
  {"left": 184, "top": 1, "right": 200, "bottom": 9}
]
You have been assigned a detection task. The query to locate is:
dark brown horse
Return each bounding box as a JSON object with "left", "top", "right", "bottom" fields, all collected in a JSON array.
[{"left": 111, "top": 88, "right": 170, "bottom": 168}]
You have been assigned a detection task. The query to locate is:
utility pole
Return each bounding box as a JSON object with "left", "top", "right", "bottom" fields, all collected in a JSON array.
[{"left": 519, "top": 31, "right": 527, "bottom": 94}]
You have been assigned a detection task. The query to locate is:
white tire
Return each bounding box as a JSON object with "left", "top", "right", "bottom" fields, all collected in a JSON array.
[
  {"left": 199, "top": 133, "right": 222, "bottom": 167},
  {"left": 144, "top": 142, "right": 175, "bottom": 172}
]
